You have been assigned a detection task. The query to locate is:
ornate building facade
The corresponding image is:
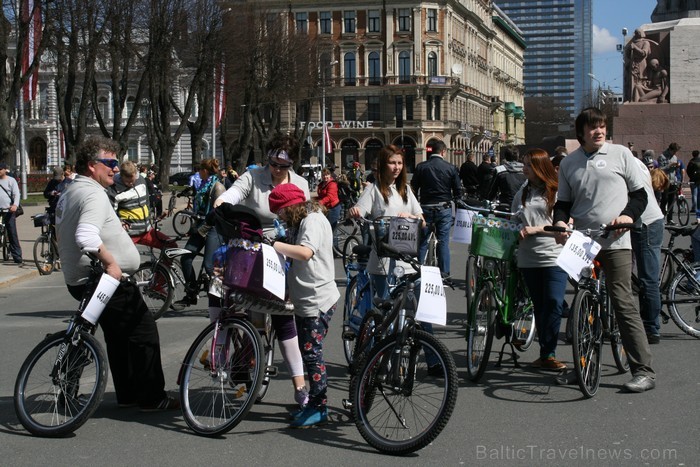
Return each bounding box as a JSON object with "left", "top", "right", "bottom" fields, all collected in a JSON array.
[{"left": 227, "top": 0, "right": 525, "bottom": 170}]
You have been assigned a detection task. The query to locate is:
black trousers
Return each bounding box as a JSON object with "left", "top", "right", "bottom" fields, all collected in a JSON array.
[{"left": 68, "top": 280, "right": 167, "bottom": 406}]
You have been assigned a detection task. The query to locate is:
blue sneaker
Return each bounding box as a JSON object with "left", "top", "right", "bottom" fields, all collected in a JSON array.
[{"left": 289, "top": 406, "right": 328, "bottom": 428}]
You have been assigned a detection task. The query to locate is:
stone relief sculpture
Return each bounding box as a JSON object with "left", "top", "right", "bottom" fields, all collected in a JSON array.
[
  {"left": 625, "top": 29, "right": 653, "bottom": 88},
  {"left": 632, "top": 58, "right": 669, "bottom": 103},
  {"left": 624, "top": 29, "right": 669, "bottom": 103}
]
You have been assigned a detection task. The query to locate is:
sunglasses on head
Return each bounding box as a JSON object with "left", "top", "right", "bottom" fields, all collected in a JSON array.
[
  {"left": 269, "top": 160, "right": 292, "bottom": 169},
  {"left": 95, "top": 158, "right": 119, "bottom": 169}
]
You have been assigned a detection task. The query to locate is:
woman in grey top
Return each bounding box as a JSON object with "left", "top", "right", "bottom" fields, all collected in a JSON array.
[
  {"left": 214, "top": 134, "right": 310, "bottom": 410},
  {"left": 512, "top": 149, "right": 568, "bottom": 371}
]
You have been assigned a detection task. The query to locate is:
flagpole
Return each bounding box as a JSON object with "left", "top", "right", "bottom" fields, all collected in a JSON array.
[{"left": 212, "top": 70, "right": 216, "bottom": 162}]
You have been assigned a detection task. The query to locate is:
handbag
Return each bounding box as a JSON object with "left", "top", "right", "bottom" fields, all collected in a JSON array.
[
  {"left": 15, "top": 205, "right": 24, "bottom": 217},
  {"left": 373, "top": 216, "right": 422, "bottom": 258}
]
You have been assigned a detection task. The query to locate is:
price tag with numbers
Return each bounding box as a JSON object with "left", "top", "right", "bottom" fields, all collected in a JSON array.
[
  {"left": 262, "top": 243, "right": 286, "bottom": 300},
  {"left": 452, "top": 209, "right": 477, "bottom": 244},
  {"left": 556, "top": 230, "right": 601, "bottom": 282},
  {"left": 415, "top": 265, "right": 447, "bottom": 326}
]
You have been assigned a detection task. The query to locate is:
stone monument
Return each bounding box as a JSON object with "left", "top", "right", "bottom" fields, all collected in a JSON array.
[{"left": 614, "top": 1, "right": 700, "bottom": 158}]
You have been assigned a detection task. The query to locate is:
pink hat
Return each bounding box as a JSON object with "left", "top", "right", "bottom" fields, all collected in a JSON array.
[{"left": 269, "top": 183, "right": 306, "bottom": 213}]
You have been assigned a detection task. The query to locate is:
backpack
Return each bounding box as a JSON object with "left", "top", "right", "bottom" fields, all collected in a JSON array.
[{"left": 687, "top": 159, "right": 700, "bottom": 184}]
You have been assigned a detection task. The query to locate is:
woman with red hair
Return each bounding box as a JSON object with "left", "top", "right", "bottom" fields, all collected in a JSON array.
[{"left": 512, "top": 148, "right": 568, "bottom": 371}]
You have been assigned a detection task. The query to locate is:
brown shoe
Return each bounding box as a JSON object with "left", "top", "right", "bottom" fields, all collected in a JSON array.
[{"left": 532, "top": 357, "right": 566, "bottom": 371}]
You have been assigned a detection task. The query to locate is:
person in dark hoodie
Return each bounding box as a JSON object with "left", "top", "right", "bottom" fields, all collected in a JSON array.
[{"left": 488, "top": 145, "right": 526, "bottom": 210}]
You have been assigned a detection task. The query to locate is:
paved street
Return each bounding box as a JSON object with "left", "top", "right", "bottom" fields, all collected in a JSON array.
[{"left": 0, "top": 199, "right": 698, "bottom": 466}]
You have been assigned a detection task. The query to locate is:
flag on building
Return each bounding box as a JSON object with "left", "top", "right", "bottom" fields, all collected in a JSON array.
[
  {"left": 214, "top": 62, "right": 226, "bottom": 127},
  {"left": 324, "top": 123, "right": 332, "bottom": 154},
  {"left": 21, "top": 0, "right": 42, "bottom": 102}
]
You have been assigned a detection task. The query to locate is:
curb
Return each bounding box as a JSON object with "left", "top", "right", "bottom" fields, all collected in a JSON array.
[{"left": 0, "top": 267, "right": 40, "bottom": 288}]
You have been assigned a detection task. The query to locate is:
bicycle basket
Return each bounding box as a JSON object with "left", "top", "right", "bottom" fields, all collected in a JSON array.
[
  {"left": 372, "top": 216, "right": 422, "bottom": 259},
  {"left": 214, "top": 204, "right": 263, "bottom": 242},
  {"left": 32, "top": 213, "right": 50, "bottom": 228},
  {"left": 470, "top": 215, "right": 521, "bottom": 260}
]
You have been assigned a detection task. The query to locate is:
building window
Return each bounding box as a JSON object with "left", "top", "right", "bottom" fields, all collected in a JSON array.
[
  {"left": 395, "top": 96, "right": 403, "bottom": 127},
  {"left": 344, "top": 52, "right": 356, "bottom": 86},
  {"left": 426, "top": 96, "right": 433, "bottom": 120},
  {"left": 296, "top": 12, "right": 308, "bottom": 34},
  {"left": 398, "top": 8, "right": 411, "bottom": 32},
  {"left": 344, "top": 96, "right": 356, "bottom": 120},
  {"left": 367, "top": 96, "right": 380, "bottom": 121},
  {"left": 427, "top": 52, "right": 437, "bottom": 78},
  {"left": 368, "top": 9, "right": 380, "bottom": 33},
  {"left": 98, "top": 96, "right": 109, "bottom": 120},
  {"left": 125, "top": 96, "right": 135, "bottom": 118},
  {"left": 127, "top": 140, "right": 139, "bottom": 162},
  {"left": 435, "top": 95, "right": 441, "bottom": 120},
  {"left": 427, "top": 8, "right": 437, "bottom": 32},
  {"left": 399, "top": 51, "right": 411, "bottom": 84},
  {"left": 297, "top": 100, "right": 310, "bottom": 122},
  {"left": 320, "top": 11, "right": 331, "bottom": 34},
  {"left": 344, "top": 11, "right": 356, "bottom": 33},
  {"left": 321, "top": 97, "right": 332, "bottom": 122},
  {"left": 405, "top": 95, "right": 414, "bottom": 120},
  {"left": 368, "top": 51, "right": 380, "bottom": 85}
]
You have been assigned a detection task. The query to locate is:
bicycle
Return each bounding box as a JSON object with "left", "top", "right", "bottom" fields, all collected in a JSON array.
[
  {"left": 463, "top": 205, "right": 536, "bottom": 382},
  {"left": 169, "top": 186, "right": 195, "bottom": 236},
  {"left": 420, "top": 201, "right": 451, "bottom": 268},
  {"left": 14, "top": 252, "right": 109, "bottom": 437},
  {"left": 1, "top": 208, "right": 11, "bottom": 261},
  {"left": 545, "top": 224, "right": 634, "bottom": 398},
  {"left": 31, "top": 210, "right": 60, "bottom": 275},
  {"left": 674, "top": 184, "right": 690, "bottom": 226},
  {"left": 347, "top": 228, "right": 458, "bottom": 455}
]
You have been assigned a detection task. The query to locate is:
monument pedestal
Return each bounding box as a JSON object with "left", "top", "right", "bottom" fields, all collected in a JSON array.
[{"left": 613, "top": 103, "right": 700, "bottom": 161}]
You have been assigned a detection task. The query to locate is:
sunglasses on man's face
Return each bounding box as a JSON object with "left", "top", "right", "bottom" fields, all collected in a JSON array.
[
  {"left": 95, "top": 158, "right": 119, "bottom": 170},
  {"left": 269, "top": 160, "right": 292, "bottom": 169}
]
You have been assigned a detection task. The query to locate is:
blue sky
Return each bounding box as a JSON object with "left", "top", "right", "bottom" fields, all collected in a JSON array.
[{"left": 592, "top": 0, "right": 658, "bottom": 93}]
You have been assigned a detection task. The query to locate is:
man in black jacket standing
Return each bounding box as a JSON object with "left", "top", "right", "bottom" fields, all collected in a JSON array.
[
  {"left": 411, "top": 140, "right": 462, "bottom": 276},
  {"left": 459, "top": 150, "right": 479, "bottom": 196},
  {"left": 488, "top": 145, "right": 526, "bottom": 210}
]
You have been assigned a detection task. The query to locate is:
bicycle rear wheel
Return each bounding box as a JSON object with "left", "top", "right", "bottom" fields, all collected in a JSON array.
[
  {"left": 133, "top": 263, "right": 174, "bottom": 320},
  {"left": 667, "top": 265, "right": 700, "bottom": 338},
  {"left": 608, "top": 308, "right": 630, "bottom": 373},
  {"left": 33, "top": 235, "right": 55, "bottom": 275},
  {"left": 172, "top": 210, "right": 194, "bottom": 237},
  {"left": 424, "top": 232, "right": 438, "bottom": 267},
  {"left": 350, "top": 309, "right": 384, "bottom": 374},
  {"left": 571, "top": 289, "right": 603, "bottom": 398},
  {"left": 14, "top": 330, "right": 108, "bottom": 437},
  {"left": 2, "top": 230, "right": 8, "bottom": 261},
  {"left": 350, "top": 330, "right": 458, "bottom": 455},
  {"left": 677, "top": 197, "right": 690, "bottom": 226},
  {"left": 466, "top": 282, "right": 495, "bottom": 382},
  {"left": 512, "top": 305, "right": 536, "bottom": 352},
  {"left": 256, "top": 328, "right": 276, "bottom": 403},
  {"left": 180, "top": 319, "right": 264, "bottom": 436}
]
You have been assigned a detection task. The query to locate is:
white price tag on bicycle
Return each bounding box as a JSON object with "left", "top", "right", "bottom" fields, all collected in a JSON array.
[
  {"left": 262, "top": 243, "right": 286, "bottom": 300},
  {"left": 416, "top": 265, "right": 447, "bottom": 326},
  {"left": 452, "top": 209, "right": 476, "bottom": 244},
  {"left": 556, "top": 230, "right": 602, "bottom": 282}
]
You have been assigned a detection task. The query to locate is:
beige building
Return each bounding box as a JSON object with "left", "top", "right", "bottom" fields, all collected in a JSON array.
[{"left": 230, "top": 0, "right": 525, "bottom": 171}]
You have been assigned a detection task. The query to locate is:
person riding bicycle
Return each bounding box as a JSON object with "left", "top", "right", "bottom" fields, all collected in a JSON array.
[
  {"left": 108, "top": 160, "right": 152, "bottom": 239},
  {"left": 268, "top": 183, "right": 339, "bottom": 428},
  {"left": 553, "top": 107, "right": 656, "bottom": 393},
  {"left": 411, "top": 140, "right": 462, "bottom": 277},
  {"left": 55, "top": 136, "right": 178, "bottom": 411},
  {"left": 511, "top": 149, "right": 567, "bottom": 371}
]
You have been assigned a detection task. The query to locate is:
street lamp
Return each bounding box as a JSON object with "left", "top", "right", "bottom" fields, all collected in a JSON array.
[
  {"left": 588, "top": 73, "right": 603, "bottom": 108},
  {"left": 321, "top": 60, "right": 339, "bottom": 169}
]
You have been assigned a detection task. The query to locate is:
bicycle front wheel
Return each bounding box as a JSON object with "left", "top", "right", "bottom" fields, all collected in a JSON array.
[
  {"left": 256, "top": 328, "right": 276, "bottom": 403},
  {"left": 350, "top": 309, "right": 384, "bottom": 374},
  {"left": 571, "top": 289, "right": 603, "bottom": 398},
  {"left": 133, "top": 263, "right": 175, "bottom": 320},
  {"left": 172, "top": 210, "right": 194, "bottom": 237},
  {"left": 342, "top": 235, "right": 361, "bottom": 270},
  {"left": 667, "top": 265, "right": 700, "bottom": 338},
  {"left": 424, "top": 232, "right": 438, "bottom": 267},
  {"left": 14, "top": 330, "right": 108, "bottom": 437},
  {"left": 33, "top": 235, "right": 55, "bottom": 275},
  {"left": 350, "top": 330, "right": 458, "bottom": 455},
  {"left": 677, "top": 198, "right": 690, "bottom": 226},
  {"left": 608, "top": 307, "right": 630, "bottom": 373},
  {"left": 465, "top": 254, "right": 480, "bottom": 311},
  {"left": 466, "top": 282, "right": 495, "bottom": 382},
  {"left": 2, "top": 230, "right": 9, "bottom": 261},
  {"left": 180, "top": 319, "right": 264, "bottom": 436}
]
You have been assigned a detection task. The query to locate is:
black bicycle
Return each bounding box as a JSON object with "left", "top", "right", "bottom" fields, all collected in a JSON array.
[
  {"left": 31, "top": 210, "right": 60, "bottom": 275},
  {"left": 14, "top": 252, "right": 109, "bottom": 437}
]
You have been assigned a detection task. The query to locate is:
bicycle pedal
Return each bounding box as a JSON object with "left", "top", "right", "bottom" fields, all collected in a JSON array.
[
  {"left": 341, "top": 399, "right": 353, "bottom": 410},
  {"left": 266, "top": 365, "right": 278, "bottom": 377}
]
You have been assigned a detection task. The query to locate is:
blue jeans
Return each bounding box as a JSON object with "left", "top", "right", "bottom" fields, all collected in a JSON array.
[
  {"left": 180, "top": 226, "right": 223, "bottom": 295},
  {"left": 326, "top": 203, "right": 341, "bottom": 250},
  {"left": 419, "top": 206, "right": 452, "bottom": 274},
  {"left": 691, "top": 182, "right": 698, "bottom": 212},
  {"left": 521, "top": 266, "right": 568, "bottom": 358},
  {"left": 631, "top": 219, "right": 663, "bottom": 336},
  {"left": 2, "top": 211, "right": 22, "bottom": 261}
]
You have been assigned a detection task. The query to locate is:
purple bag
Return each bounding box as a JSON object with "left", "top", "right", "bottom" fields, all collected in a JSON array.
[{"left": 223, "top": 240, "right": 277, "bottom": 300}]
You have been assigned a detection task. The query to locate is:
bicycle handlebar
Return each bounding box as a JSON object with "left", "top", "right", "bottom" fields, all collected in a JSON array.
[
  {"left": 543, "top": 223, "right": 639, "bottom": 238},
  {"left": 454, "top": 199, "right": 514, "bottom": 218}
]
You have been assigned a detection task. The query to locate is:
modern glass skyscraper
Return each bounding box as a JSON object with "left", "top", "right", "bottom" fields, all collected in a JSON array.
[{"left": 496, "top": 0, "right": 592, "bottom": 118}]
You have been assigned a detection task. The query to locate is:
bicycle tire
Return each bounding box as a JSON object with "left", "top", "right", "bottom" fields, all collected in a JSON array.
[
  {"left": 571, "top": 288, "right": 603, "bottom": 398},
  {"left": 466, "top": 282, "right": 495, "bottom": 382},
  {"left": 609, "top": 308, "right": 630, "bottom": 373},
  {"left": 172, "top": 210, "right": 194, "bottom": 237},
  {"left": 350, "top": 309, "right": 384, "bottom": 374},
  {"left": 512, "top": 306, "right": 536, "bottom": 352},
  {"left": 424, "top": 232, "right": 438, "bottom": 267},
  {"left": 179, "top": 319, "right": 264, "bottom": 436},
  {"left": 350, "top": 330, "right": 458, "bottom": 455},
  {"left": 342, "top": 235, "right": 361, "bottom": 270},
  {"left": 677, "top": 197, "right": 690, "bottom": 226},
  {"left": 465, "top": 254, "right": 480, "bottom": 311},
  {"left": 33, "top": 235, "right": 55, "bottom": 275},
  {"left": 14, "top": 330, "right": 108, "bottom": 437},
  {"left": 256, "top": 328, "right": 276, "bottom": 403},
  {"left": 667, "top": 265, "right": 700, "bottom": 338},
  {"left": 133, "top": 263, "right": 175, "bottom": 320},
  {"left": 1, "top": 229, "right": 8, "bottom": 261},
  {"left": 343, "top": 273, "right": 365, "bottom": 365}
]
